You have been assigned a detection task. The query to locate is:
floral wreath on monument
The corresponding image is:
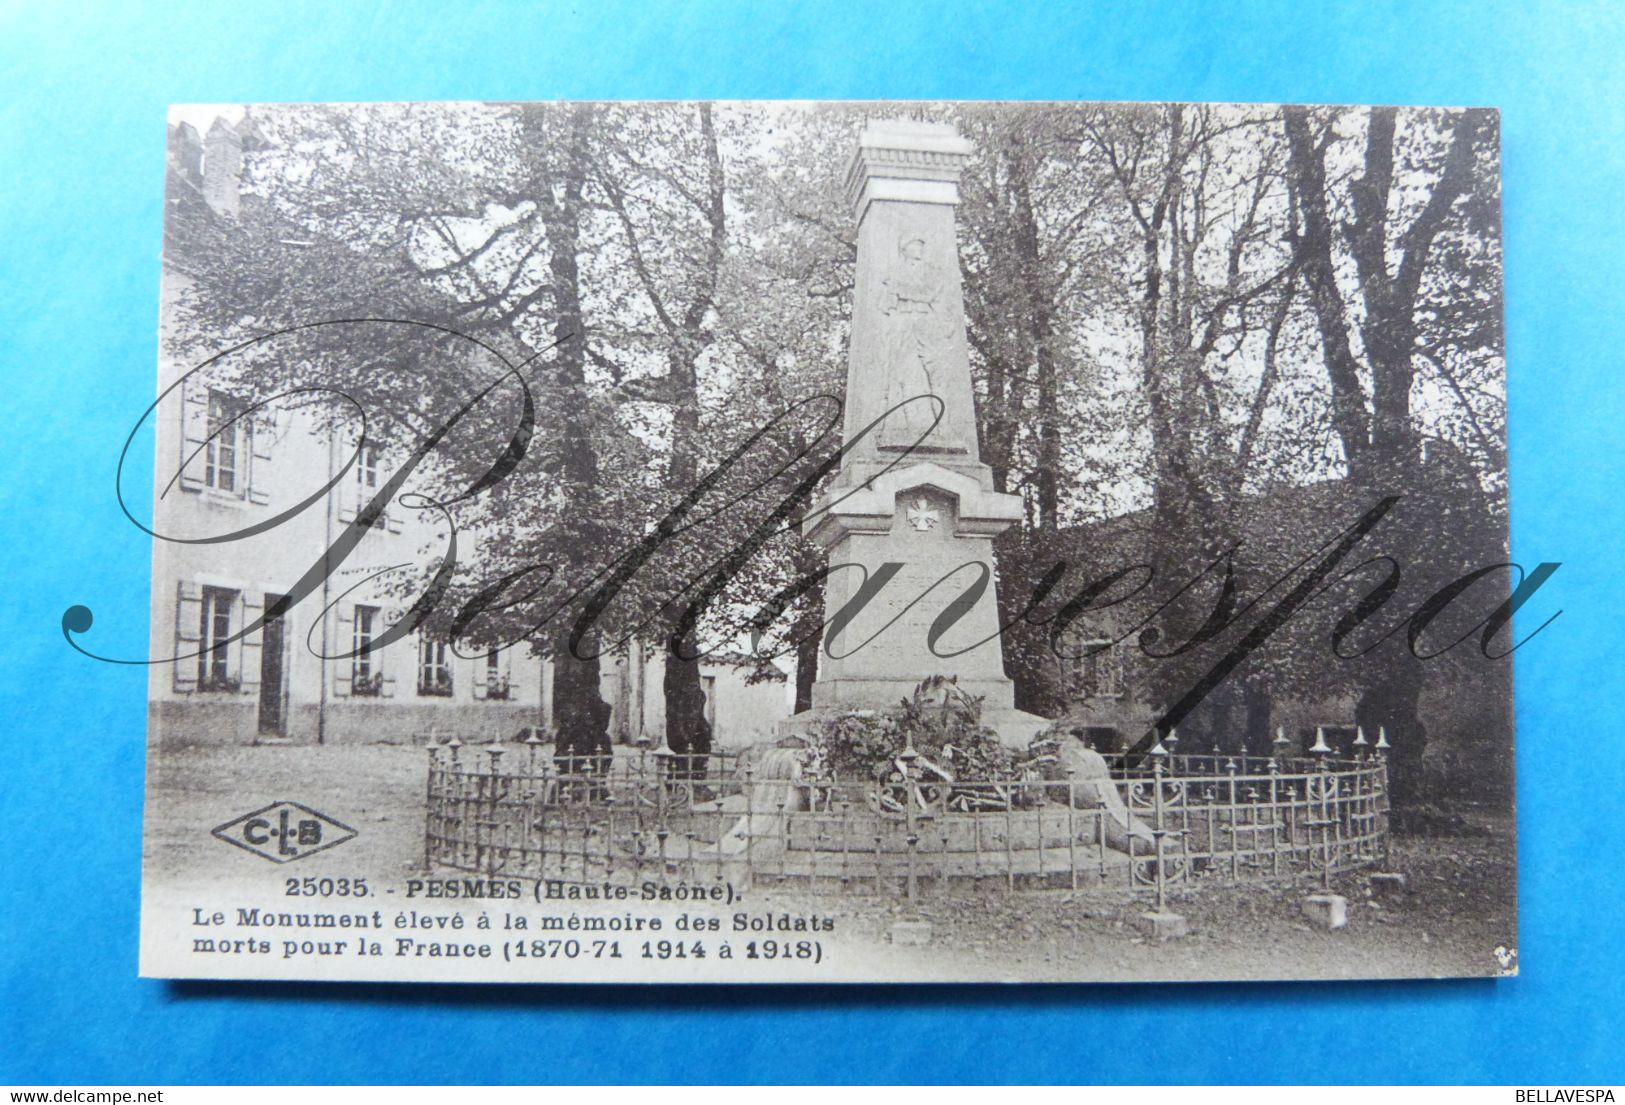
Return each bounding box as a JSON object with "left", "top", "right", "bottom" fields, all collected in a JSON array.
[{"left": 795, "top": 676, "right": 1062, "bottom": 813}]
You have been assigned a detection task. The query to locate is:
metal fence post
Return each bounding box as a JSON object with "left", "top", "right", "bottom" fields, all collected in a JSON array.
[
  {"left": 486, "top": 739, "right": 505, "bottom": 879},
  {"left": 425, "top": 743, "right": 441, "bottom": 871},
  {"left": 1150, "top": 736, "right": 1169, "bottom": 914},
  {"left": 897, "top": 735, "right": 920, "bottom": 905},
  {"left": 1375, "top": 726, "right": 1392, "bottom": 868}
]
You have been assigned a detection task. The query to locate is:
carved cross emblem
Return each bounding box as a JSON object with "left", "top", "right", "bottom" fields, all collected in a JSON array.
[{"left": 906, "top": 498, "right": 941, "bottom": 532}]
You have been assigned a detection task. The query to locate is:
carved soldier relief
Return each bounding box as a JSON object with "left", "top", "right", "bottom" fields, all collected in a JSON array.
[{"left": 879, "top": 233, "right": 957, "bottom": 450}]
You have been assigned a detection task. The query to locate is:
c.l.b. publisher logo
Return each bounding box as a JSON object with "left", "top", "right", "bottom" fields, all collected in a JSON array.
[{"left": 211, "top": 801, "right": 356, "bottom": 863}]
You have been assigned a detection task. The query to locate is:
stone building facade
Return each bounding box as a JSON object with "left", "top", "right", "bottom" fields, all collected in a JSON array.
[{"left": 150, "top": 116, "right": 788, "bottom": 749}]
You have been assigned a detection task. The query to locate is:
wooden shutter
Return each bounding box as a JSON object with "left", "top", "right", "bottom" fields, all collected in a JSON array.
[
  {"left": 471, "top": 653, "right": 488, "bottom": 701},
  {"left": 338, "top": 447, "right": 358, "bottom": 523},
  {"left": 380, "top": 609, "right": 402, "bottom": 697},
  {"left": 333, "top": 606, "right": 354, "bottom": 697},
  {"left": 383, "top": 458, "right": 402, "bottom": 533},
  {"left": 178, "top": 380, "right": 208, "bottom": 493},
  {"left": 239, "top": 592, "right": 264, "bottom": 693},
  {"left": 248, "top": 411, "right": 273, "bottom": 505},
  {"left": 173, "top": 580, "right": 203, "bottom": 692}
]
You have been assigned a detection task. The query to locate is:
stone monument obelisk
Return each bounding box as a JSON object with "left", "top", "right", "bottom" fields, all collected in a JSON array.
[{"left": 796, "top": 118, "right": 1046, "bottom": 746}]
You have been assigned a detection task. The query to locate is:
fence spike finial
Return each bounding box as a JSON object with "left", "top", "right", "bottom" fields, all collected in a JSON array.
[{"left": 897, "top": 727, "right": 920, "bottom": 766}]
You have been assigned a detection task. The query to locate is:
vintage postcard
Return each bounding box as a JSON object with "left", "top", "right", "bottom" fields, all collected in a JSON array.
[{"left": 136, "top": 100, "right": 1519, "bottom": 982}]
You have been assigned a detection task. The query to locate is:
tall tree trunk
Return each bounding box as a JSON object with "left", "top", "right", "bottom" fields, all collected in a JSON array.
[
  {"left": 977, "top": 123, "right": 1064, "bottom": 712},
  {"left": 789, "top": 535, "right": 822, "bottom": 713},
  {"left": 1282, "top": 109, "right": 1373, "bottom": 479},
  {"left": 1135, "top": 107, "right": 1219, "bottom": 747},
  {"left": 980, "top": 346, "right": 1016, "bottom": 494},
  {"left": 1356, "top": 649, "right": 1427, "bottom": 805},
  {"left": 1009, "top": 139, "right": 1061, "bottom": 535},
  {"left": 553, "top": 624, "right": 612, "bottom": 773},
  {"left": 601, "top": 103, "right": 728, "bottom": 776},
  {"left": 662, "top": 362, "right": 713, "bottom": 774},
  {"left": 1283, "top": 105, "right": 1482, "bottom": 804},
  {"left": 527, "top": 102, "right": 612, "bottom": 771},
  {"left": 663, "top": 625, "right": 711, "bottom": 773},
  {"left": 1240, "top": 677, "right": 1273, "bottom": 759}
]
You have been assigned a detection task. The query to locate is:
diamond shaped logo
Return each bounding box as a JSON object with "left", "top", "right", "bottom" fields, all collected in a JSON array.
[{"left": 211, "top": 801, "right": 357, "bottom": 863}]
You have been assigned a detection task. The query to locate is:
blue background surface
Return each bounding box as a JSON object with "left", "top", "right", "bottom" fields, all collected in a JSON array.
[{"left": 1, "top": 0, "right": 1621, "bottom": 1085}]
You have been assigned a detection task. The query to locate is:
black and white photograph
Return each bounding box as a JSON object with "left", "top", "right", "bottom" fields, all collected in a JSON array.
[{"left": 141, "top": 99, "right": 1516, "bottom": 984}]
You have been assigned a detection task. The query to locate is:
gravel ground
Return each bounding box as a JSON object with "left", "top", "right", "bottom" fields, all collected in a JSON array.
[{"left": 812, "top": 826, "right": 1516, "bottom": 981}]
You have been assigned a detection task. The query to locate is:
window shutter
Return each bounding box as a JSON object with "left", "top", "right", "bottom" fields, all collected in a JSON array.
[
  {"left": 338, "top": 456, "right": 358, "bottom": 523},
  {"left": 178, "top": 380, "right": 208, "bottom": 493},
  {"left": 173, "top": 581, "right": 203, "bottom": 693},
  {"left": 239, "top": 592, "right": 264, "bottom": 693},
  {"left": 380, "top": 609, "right": 402, "bottom": 697},
  {"left": 248, "top": 412, "right": 273, "bottom": 505},
  {"left": 334, "top": 606, "right": 354, "bottom": 697},
  {"left": 471, "top": 656, "right": 488, "bottom": 701},
  {"left": 384, "top": 466, "right": 402, "bottom": 532}
]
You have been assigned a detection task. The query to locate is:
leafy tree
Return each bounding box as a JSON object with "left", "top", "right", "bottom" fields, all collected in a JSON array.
[{"left": 1282, "top": 105, "right": 1503, "bottom": 801}]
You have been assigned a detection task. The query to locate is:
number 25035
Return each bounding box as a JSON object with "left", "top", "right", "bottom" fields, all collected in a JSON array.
[{"left": 285, "top": 877, "right": 369, "bottom": 897}]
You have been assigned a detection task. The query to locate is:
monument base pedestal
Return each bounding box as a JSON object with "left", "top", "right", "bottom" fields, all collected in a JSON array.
[
  {"left": 978, "top": 707, "right": 1053, "bottom": 748},
  {"left": 776, "top": 704, "right": 1050, "bottom": 749},
  {"left": 809, "top": 676, "right": 1018, "bottom": 713}
]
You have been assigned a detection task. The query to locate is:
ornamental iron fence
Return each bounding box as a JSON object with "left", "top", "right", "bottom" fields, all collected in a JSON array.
[{"left": 423, "top": 735, "right": 1390, "bottom": 907}]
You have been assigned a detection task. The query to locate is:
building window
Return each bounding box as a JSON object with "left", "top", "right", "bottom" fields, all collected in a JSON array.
[
  {"left": 484, "top": 651, "right": 510, "bottom": 700},
  {"left": 357, "top": 443, "right": 379, "bottom": 494},
  {"left": 1070, "top": 638, "right": 1123, "bottom": 700},
  {"left": 418, "top": 636, "right": 453, "bottom": 697},
  {"left": 355, "top": 443, "right": 386, "bottom": 527},
  {"left": 205, "top": 391, "right": 246, "bottom": 494},
  {"left": 196, "top": 586, "right": 239, "bottom": 691},
  {"left": 351, "top": 604, "right": 382, "bottom": 696}
]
